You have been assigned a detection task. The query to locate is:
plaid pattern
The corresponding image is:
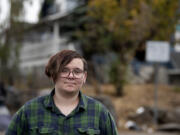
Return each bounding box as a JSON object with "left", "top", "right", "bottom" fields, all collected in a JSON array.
[{"left": 6, "top": 89, "right": 118, "bottom": 135}]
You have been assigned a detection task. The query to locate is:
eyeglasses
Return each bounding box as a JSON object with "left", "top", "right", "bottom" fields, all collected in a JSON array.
[{"left": 60, "top": 68, "right": 85, "bottom": 79}]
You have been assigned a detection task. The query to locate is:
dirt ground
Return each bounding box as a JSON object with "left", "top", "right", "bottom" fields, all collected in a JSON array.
[
  {"left": 82, "top": 83, "right": 180, "bottom": 133},
  {"left": 0, "top": 132, "right": 4, "bottom": 135}
]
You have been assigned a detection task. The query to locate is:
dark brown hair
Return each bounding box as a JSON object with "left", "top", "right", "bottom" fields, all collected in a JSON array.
[{"left": 45, "top": 50, "right": 87, "bottom": 82}]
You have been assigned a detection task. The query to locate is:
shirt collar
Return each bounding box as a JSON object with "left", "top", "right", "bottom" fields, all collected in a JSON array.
[
  {"left": 44, "top": 89, "right": 87, "bottom": 111},
  {"left": 43, "top": 88, "right": 55, "bottom": 109},
  {"left": 78, "top": 91, "right": 87, "bottom": 111}
]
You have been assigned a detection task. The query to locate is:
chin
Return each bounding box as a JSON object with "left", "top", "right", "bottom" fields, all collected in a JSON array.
[{"left": 64, "top": 87, "right": 78, "bottom": 93}]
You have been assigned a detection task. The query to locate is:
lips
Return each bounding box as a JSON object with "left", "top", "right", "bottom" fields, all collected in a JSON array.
[{"left": 64, "top": 82, "right": 76, "bottom": 85}]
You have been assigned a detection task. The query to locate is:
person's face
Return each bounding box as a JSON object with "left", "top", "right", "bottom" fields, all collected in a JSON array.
[{"left": 55, "top": 58, "right": 87, "bottom": 93}]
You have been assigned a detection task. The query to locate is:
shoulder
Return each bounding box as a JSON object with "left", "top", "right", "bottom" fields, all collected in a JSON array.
[
  {"left": 25, "top": 95, "right": 47, "bottom": 106},
  {"left": 84, "top": 95, "right": 102, "bottom": 105},
  {"left": 17, "top": 95, "right": 49, "bottom": 114},
  {"left": 83, "top": 94, "right": 110, "bottom": 114},
  {"left": 83, "top": 94, "right": 116, "bottom": 122}
]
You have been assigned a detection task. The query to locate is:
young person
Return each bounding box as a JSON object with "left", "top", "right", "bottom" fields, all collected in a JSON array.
[{"left": 6, "top": 50, "right": 118, "bottom": 135}]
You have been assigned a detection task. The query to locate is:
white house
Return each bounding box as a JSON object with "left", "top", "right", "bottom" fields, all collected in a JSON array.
[{"left": 19, "top": 0, "right": 79, "bottom": 74}]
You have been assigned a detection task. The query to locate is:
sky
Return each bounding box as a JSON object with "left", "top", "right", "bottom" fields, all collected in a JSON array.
[{"left": 0, "top": 0, "right": 41, "bottom": 24}]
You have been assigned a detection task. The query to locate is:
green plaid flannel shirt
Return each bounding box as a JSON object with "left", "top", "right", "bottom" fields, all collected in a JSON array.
[{"left": 6, "top": 89, "right": 118, "bottom": 135}]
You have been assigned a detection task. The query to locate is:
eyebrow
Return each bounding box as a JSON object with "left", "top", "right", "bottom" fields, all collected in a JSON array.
[{"left": 63, "top": 67, "right": 84, "bottom": 70}]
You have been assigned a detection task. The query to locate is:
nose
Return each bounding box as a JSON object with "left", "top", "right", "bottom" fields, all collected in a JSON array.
[{"left": 68, "top": 71, "right": 74, "bottom": 78}]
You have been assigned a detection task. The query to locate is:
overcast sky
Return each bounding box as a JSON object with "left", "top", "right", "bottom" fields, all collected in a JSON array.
[{"left": 0, "top": 0, "right": 41, "bottom": 24}]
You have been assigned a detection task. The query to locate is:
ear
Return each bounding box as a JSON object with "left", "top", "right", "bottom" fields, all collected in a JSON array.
[
  {"left": 50, "top": 77, "right": 55, "bottom": 84},
  {"left": 83, "top": 71, "right": 87, "bottom": 84}
]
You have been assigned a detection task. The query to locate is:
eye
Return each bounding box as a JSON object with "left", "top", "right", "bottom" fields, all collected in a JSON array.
[
  {"left": 74, "top": 69, "right": 83, "bottom": 74},
  {"left": 62, "top": 68, "right": 69, "bottom": 73}
]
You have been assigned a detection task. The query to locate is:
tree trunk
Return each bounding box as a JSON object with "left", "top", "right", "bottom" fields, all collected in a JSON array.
[{"left": 87, "top": 61, "right": 102, "bottom": 94}]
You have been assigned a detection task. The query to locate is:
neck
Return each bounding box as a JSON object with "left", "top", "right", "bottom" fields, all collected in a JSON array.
[
  {"left": 54, "top": 88, "right": 79, "bottom": 104},
  {"left": 53, "top": 88, "right": 80, "bottom": 116}
]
